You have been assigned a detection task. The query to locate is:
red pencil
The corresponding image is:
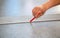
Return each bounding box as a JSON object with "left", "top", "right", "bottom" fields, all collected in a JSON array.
[
  {"left": 30, "top": 8, "right": 43, "bottom": 23},
  {"left": 30, "top": 12, "right": 40, "bottom": 23},
  {"left": 30, "top": 17, "right": 36, "bottom": 23}
]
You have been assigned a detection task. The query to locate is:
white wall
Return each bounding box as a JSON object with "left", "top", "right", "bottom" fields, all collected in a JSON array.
[{"left": 0, "top": 0, "right": 60, "bottom": 17}]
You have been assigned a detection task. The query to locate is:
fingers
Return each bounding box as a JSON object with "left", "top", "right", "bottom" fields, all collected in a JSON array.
[
  {"left": 32, "top": 7, "right": 38, "bottom": 16},
  {"left": 32, "top": 6, "right": 44, "bottom": 18},
  {"left": 35, "top": 10, "right": 43, "bottom": 18},
  {"left": 32, "top": 7, "right": 40, "bottom": 16}
]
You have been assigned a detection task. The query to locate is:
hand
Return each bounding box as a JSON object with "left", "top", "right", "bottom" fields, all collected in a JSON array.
[
  {"left": 32, "top": 6, "right": 45, "bottom": 18},
  {"left": 32, "top": 0, "right": 60, "bottom": 18}
]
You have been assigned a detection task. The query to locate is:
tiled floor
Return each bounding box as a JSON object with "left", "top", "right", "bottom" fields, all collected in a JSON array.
[
  {"left": 0, "top": 14, "right": 60, "bottom": 24},
  {"left": 0, "top": 20, "right": 60, "bottom": 38},
  {"left": 0, "top": 14, "right": 60, "bottom": 38}
]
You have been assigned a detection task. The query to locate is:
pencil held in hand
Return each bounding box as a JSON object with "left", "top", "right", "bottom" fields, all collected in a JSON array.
[
  {"left": 30, "top": 0, "right": 60, "bottom": 23},
  {"left": 30, "top": 17, "right": 35, "bottom": 23},
  {"left": 32, "top": 6, "right": 44, "bottom": 18},
  {"left": 30, "top": 7, "right": 44, "bottom": 23}
]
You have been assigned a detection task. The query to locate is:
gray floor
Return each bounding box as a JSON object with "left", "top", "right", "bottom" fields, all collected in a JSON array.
[
  {"left": 0, "top": 21, "right": 60, "bottom": 38},
  {"left": 0, "top": 14, "right": 60, "bottom": 38}
]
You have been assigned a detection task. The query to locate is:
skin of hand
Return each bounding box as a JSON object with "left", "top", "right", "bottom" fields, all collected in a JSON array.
[
  {"left": 32, "top": 6, "right": 45, "bottom": 18},
  {"left": 32, "top": 0, "right": 60, "bottom": 18}
]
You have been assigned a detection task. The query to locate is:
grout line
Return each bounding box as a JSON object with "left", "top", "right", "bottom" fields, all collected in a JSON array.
[{"left": 0, "top": 20, "right": 60, "bottom": 25}]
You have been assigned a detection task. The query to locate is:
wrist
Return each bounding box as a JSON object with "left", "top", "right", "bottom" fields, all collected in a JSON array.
[
  {"left": 42, "top": 0, "right": 60, "bottom": 11},
  {"left": 37, "top": 5, "right": 46, "bottom": 12}
]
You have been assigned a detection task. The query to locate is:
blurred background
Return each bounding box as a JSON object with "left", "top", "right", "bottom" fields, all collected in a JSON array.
[
  {"left": 0, "top": 0, "right": 60, "bottom": 38},
  {"left": 0, "top": 0, "right": 60, "bottom": 17}
]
